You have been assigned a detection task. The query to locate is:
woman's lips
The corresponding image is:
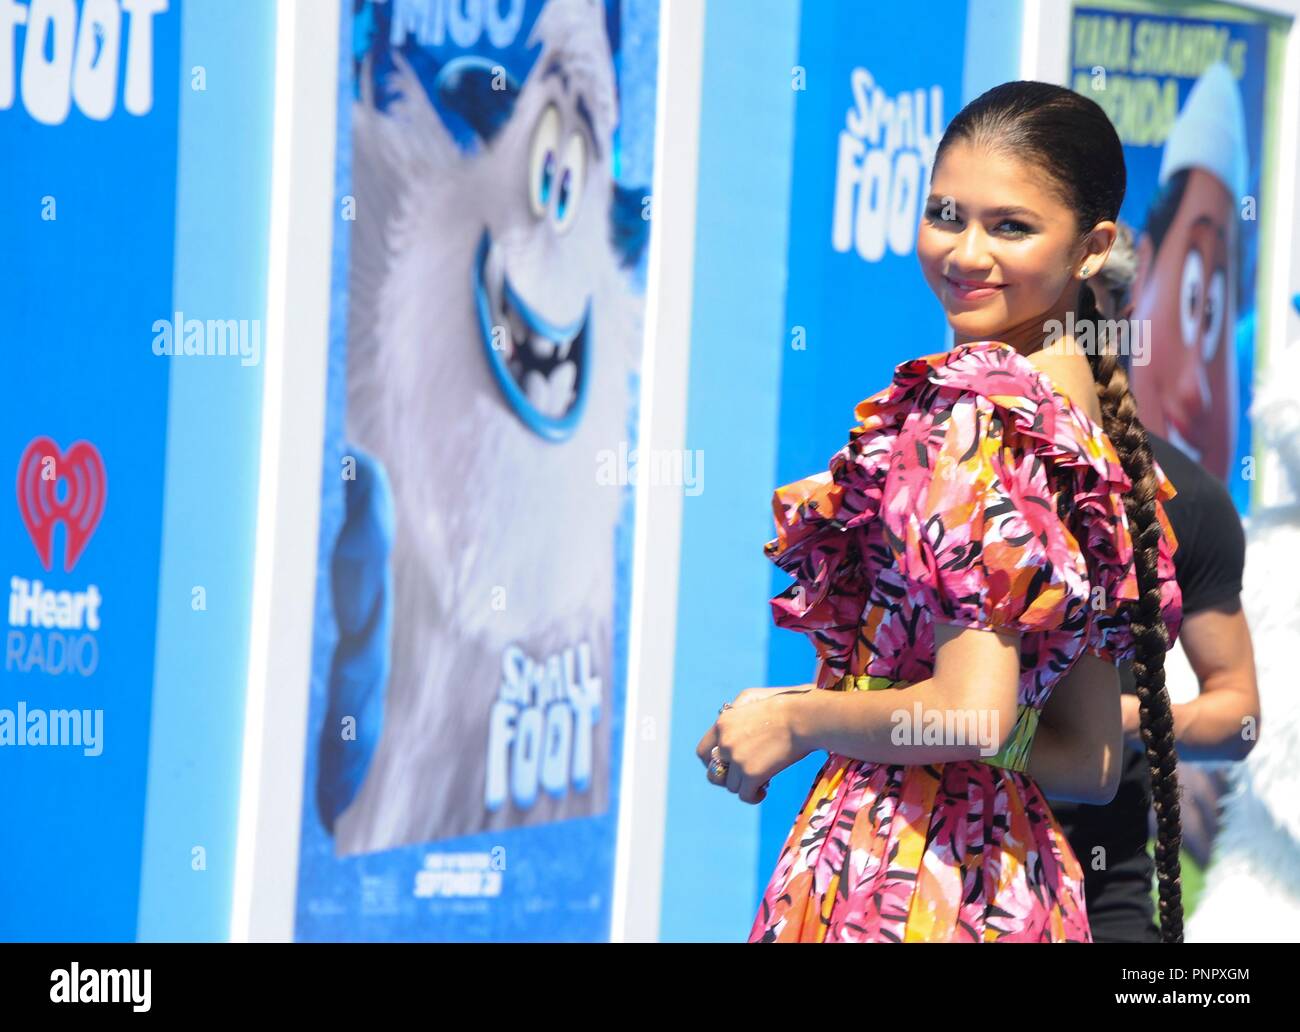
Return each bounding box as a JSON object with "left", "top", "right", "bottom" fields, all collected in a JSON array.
[{"left": 944, "top": 276, "right": 1006, "bottom": 301}]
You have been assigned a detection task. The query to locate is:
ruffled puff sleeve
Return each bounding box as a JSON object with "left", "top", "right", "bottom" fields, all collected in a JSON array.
[
  {"left": 875, "top": 391, "right": 1108, "bottom": 638},
  {"left": 1083, "top": 458, "right": 1184, "bottom": 665},
  {"left": 765, "top": 385, "right": 1116, "bottom": 688},
  {"left": 764, "top": 441, "right": 887, "bottom": 689},
  {"left": 763, "top": 342, "right": 1184, "bottom": 685}
]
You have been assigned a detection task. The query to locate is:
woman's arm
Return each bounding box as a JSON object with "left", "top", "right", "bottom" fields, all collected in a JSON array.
[
  {"left": 1026, "top": 651, "right": 1124, "bottom": 804},
  {"left": 787, "top": 622, "right": 1021, "bottom": 764}
]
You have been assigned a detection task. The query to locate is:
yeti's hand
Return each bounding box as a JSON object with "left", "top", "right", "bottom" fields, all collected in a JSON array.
[{"left": 317, "top": 446, "right": 395, "bottom": 834}]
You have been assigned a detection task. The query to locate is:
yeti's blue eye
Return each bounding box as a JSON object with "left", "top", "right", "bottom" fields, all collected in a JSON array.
[
  {"left": 557, "top": 168, "right": 571, "bottom": 220},
  {"left": 541, "top": 152, "right": 556, "bottom": 206},
  {"left": 528, "top": 104, "right": 561, "bottom": 217},
  {"left": 553, "top": 131, "right": 586, "bottom": 234}
]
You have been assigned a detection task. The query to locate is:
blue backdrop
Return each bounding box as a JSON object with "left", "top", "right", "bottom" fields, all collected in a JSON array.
[
  {"left": 0, "top": 0, "right": 275, "bottom": 942},
  {"left": 0, "top": 0, "right": 182, "bottom": 941}
]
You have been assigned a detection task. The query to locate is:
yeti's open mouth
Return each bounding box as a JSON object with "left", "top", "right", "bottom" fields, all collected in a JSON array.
[{"left": 475, "top": 231, "right": 591, "bottom": 441}]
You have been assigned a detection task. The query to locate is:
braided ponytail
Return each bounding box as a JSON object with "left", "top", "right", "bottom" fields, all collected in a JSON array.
[
  {"left": 937, "top": 81, "right": 1184, "bottom": 941},
  {"left": 1080, "top": 283, "right": 1184, "bottom": 942}
]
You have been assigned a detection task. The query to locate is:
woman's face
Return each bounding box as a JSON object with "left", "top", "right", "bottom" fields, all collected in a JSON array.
[{"left": 917, "top": 140, "right": 1097, "bottom": 351}]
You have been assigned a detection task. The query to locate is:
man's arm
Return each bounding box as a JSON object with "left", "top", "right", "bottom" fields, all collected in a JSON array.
[
  {"left": 1138, "top": 437, "right": 1257, "bottom": 761},
  {"left": 1120, "top": 598, "right": 1259, "bottom": 761}
]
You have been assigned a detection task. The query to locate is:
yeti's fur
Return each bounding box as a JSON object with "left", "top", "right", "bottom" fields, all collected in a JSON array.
[
  {"left": 334, "top": 0, "right": 643, "bottom": 852},
  {"left": 1186, "top": 340, "right": 1300, "bottom": 942}
]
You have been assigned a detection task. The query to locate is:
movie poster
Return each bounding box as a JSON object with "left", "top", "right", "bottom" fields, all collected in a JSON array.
[
  {"left": 296, "top": 0, "right": 659, "bottom": 941},
  {"left": 1069, "top": 0, "right": 1286, "bottom": 925},
  {"left": 1070, "top": 1, "right": 1282, "bottom": 511}
]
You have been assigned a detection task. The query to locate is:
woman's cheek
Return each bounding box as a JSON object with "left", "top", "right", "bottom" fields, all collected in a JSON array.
[
  {"left": 914, "top": 230, "right": 938, "bottom": 273},
  {"left": 1008, "top": 270, "right": 1055, "bottom": 314},
  {"left": 914, "top": 247, "right": 944, "bottom": 296}
]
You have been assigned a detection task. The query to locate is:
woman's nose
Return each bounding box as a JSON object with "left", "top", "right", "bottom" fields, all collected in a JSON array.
[{"left": 951, "top": 224, "right": 993, "bottom": 270}]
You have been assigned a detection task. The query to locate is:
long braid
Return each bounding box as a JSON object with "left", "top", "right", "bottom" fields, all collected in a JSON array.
[
  {"left": 938, "top": 80, "right": 1186, "bottom": 940},
  {"left": 1080, "top": 283, "right": 1185, "bottom": 942}
]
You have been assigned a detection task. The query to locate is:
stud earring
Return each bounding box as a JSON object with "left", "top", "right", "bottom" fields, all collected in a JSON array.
[{"left": 1081, "top": 265, "right": 1090, "bottom": 276}]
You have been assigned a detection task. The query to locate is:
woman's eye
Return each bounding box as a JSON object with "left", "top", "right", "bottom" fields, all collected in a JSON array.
[
  {"left": 924, "top": 207, "right": 959, "bottom": 227},
  {"left": 995, "top": 220, "right": 1030, "bottom": 237}
]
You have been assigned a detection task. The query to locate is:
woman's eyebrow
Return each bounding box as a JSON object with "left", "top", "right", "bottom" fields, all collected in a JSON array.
[
  {"left": 924, "top": 197, "right": 1043, "bottom": 220},
  {"left": 984, "top": 205, "right": 1041, "bottom": 219}
]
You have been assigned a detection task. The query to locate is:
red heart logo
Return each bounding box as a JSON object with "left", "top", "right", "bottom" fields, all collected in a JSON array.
[{"left": 16, "top": 438, "right": 107, "bottom": 572}]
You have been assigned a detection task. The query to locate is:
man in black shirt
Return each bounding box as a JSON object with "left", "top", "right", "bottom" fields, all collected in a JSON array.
[
  {"left": 1049, "top": 230, "right": 1261, "bottom": 942},
  {"left": 1048, "top": 431, "right": 1258, "bottom": 941}
]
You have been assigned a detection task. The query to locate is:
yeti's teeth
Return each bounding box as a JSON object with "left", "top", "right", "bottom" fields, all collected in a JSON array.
[
  {"left": 550, "top": 359, "right": 576, "bottom": 395},
  {"left": 550, "top": 361, "right": 576, "bottom": 414},
  {"left": 529, "top": 332, "right": 557, "bottom": 360},
  {"left": 524, "top": 370, "right": 551, "bottom": 412},
  {"left": 506, "top": 306, "right": 528, "bottom": 349},
  {"left": 524, "top": 362, "right": 579, "bottom": 417},
  {"left": 555, "top": 331, "right": 574, "bottom": 361}
]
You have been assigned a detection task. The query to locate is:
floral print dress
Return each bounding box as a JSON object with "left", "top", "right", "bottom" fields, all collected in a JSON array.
[{"left": 748, "top": 340, "right": 1183, "bottom": 943}]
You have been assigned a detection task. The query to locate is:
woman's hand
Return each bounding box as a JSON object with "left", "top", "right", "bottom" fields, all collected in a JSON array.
[
  {"left": 695, "top": 686, "right": 814, "bottom": 804},
  {"left": 731, "top": 686, "right": 812, "bottom": 708}
]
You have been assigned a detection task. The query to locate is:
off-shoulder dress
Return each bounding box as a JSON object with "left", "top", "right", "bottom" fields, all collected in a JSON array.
[{"left": 749, "top": 340, "right": 1183, "bottom": 943}]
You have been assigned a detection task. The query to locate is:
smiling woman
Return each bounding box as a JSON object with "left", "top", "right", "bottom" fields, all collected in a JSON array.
[
  {"left": 699, "top": 80, "right": 1187, "bottom": 944},
  {"left": 916, "top": 143, "right": 1110, "bottom": 355}
]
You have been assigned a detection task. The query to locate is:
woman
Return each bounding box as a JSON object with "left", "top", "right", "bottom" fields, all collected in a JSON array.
[{"left": 695, "top": 82, "right": 1186, "bottom": 943}]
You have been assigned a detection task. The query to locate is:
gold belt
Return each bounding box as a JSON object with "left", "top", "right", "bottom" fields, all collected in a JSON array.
[{"left": 831, "top": 673, "right": 1039, "bottom": 774}]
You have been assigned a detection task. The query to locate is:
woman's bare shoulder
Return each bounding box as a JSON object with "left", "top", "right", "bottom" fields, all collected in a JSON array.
[{"left": 1026, "top": 351, "right": 1105, "bottom": 426}]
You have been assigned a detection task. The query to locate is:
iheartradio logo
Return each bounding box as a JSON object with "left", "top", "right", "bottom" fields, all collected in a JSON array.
[{"left": 15, "top": 438, "right": 107, "bottom": 573}]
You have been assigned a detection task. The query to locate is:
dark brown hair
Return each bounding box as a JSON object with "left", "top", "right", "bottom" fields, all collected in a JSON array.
[{"left": 935, "top": 81, "right": 1184, "bottom": 942}]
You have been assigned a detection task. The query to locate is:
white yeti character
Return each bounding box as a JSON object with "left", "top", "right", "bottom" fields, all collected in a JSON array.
[
  {"left": 333, "top": 0, "right": 643, "bottom": 853},
  {"left": 1186, "top": 339, "right": 1300, "bottom": 942}
]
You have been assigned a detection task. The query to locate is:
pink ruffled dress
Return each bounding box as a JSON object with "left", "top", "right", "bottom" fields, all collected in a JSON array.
[{"left": 749, "top": 340, "right": 1182, "bottom": 943}]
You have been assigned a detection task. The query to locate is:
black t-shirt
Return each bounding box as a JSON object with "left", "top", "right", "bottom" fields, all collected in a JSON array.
[{"left": 1047, "top": 432, "right": 1245, "bottom": 942}]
